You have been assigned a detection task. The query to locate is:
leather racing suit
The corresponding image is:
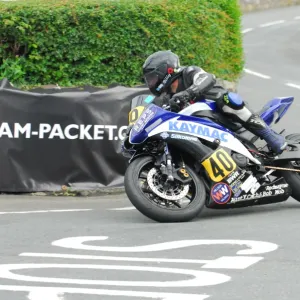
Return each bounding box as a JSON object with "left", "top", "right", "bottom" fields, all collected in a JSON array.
[{"left": 154, "top": 66, "right": 287, "bottom": 154}]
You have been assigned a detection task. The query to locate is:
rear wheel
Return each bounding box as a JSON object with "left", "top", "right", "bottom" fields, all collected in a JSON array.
[
  {"left": 124, "top": 156, "right": 206, "bottom": 223},
  {"left": 279, "top": 133, "right": 300, "bottom": 201}
]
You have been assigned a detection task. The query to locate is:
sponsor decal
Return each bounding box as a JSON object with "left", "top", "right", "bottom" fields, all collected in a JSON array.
[
  {"left": 168, "top": 121, "right": 229, "bottom": 142},
  {"left": 160, "top": 132, "right": 169, "bottom": 139},
  {"left": 202, "top": 148, "right": 237, "bottom": 182},
  {"left": 239, "top": 174, "right": 260, "bottom": 194},
  {"left": 274, "top": 189, "right": 284, "bottom": 195},
  {"left": 0, "top": 122, "right": 127, "bottom": 141},
  {"left": 250, "top": 181, "right": 261, "bottom": 195},
  {"left": 133, "top": 105, "right": 157, "bottom": 133},
  {"left": 156, "top": 73, "right": 172, "bottom": 92},
  {"left": 265, "top": 184, "right": 288, "bottom": 191},
  {"left": 170, "top": 134, "right": 198, "bottom": 141},
  {"left": 226, "top": 170, "right": 241, "bottom": 184},
  {"left": 211, "top": 182, "right": 232, "bottom": 205},
  {"left": 231, "top": 190, "right": 273, "bottom": 203},
  {"left": 227, "top": 170, "right": 248, "bottom": 193},
  {"left": 231, "top": 180, "right": 243, "bottom": 193},
  {"left": 233, "top": 189, "right": 243, "bottom": 198},
  {"left": 128, "top": 106, "right": 145, "bottom": 126}
]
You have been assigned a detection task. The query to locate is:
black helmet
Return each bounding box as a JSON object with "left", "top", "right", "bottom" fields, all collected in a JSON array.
[{"left": 142, "top": 50, "right": 182, "bottom": 96}]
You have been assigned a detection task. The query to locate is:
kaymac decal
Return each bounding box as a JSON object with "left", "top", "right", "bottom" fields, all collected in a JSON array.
[{"left": 168, "top": 121, "right": 229, "bottom": 142}]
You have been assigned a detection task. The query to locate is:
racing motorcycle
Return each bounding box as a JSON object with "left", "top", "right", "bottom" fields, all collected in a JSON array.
[{"left": 121, "top": 93, "right": 300, "bottom": 222}]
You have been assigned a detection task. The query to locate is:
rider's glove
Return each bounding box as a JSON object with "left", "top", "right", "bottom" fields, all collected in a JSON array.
[{"left": 169, "top": 90, "right": 194, "bottom": 112}]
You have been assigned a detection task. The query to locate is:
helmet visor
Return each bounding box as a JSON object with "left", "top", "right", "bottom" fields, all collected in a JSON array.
[
  {"left": 144, "top": 71, "right": 159, "bottom": 90},
  {"left": 144, "top": 63, "right": 169, "bottom": 92}
]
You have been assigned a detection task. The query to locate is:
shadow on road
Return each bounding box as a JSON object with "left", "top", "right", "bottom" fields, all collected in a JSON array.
[{"left": 198, "top": 200, "right": 300, "bottom": 220}]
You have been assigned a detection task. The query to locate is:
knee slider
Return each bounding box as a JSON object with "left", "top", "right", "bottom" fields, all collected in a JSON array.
[{"left": 224, "top": 92, "right": 244, "bottom": 109}]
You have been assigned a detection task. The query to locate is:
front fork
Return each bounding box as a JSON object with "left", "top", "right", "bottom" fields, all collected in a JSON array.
[{"left": 156, "top": 143, "right": 192, "bottom": 184}]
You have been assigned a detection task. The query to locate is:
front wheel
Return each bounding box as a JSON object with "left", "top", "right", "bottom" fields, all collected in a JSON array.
[{"left": 124, "top": 156, "right": 206, "bottom": 223}]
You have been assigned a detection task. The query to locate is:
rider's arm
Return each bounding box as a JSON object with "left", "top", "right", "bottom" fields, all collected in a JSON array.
[{"left": 183, "top": 66, "right": 217, "bottom": 99}]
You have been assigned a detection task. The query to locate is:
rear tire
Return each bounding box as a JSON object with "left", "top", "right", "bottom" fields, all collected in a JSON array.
[
  {"left": 124, "top": 156, "right": 206, "bottom": 223},
  {"left": 279, "top": 133, "right": 300, "bottom": 201}
]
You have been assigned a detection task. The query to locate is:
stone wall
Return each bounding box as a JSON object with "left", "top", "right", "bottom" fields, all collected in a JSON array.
[{"left": 240, "top": 0, "right": 300, "bottom": 12}]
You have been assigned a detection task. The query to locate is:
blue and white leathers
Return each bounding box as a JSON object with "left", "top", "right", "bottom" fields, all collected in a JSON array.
[{"left": 129, "top": 96, "right": 294, "bottom": 165}]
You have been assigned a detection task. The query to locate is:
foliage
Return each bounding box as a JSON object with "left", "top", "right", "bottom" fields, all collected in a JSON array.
[{"left": 0, "top": 0, "right": 244, "bottom": 87}]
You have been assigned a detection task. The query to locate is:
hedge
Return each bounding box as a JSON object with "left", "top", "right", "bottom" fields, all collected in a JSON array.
[{"left": 0, "top": 0, "right": 244, "bottom": 88}]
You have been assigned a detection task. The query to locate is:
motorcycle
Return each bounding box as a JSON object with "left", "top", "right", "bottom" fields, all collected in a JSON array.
[{"left": 121, "top": 93, "right": 300, "bottom": 222}]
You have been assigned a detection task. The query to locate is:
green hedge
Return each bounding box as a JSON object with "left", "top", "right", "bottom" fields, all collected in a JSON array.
[{"left": 0, "top": 0, "right": 244, "bottom": 88}]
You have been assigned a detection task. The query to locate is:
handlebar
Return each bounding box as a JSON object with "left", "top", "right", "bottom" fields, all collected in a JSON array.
[{"left": 162, "top": 100, "right": 191, "bottom": 112}]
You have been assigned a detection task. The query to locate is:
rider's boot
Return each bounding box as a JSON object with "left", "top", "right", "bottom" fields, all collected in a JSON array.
[
  {"left": 243, "top": 114, "right": 287, "bottom": 154},
  {"left": 219, "top": 92, "right": 287, "bottom": 154}
]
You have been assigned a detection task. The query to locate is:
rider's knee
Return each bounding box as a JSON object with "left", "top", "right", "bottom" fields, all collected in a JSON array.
[{"left": 224, "top": 92, "right": 245, "bottom": 109}]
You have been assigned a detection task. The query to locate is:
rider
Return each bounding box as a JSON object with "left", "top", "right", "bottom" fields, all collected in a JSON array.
[{"left": 142, "top": 50, "right": 287, "bottom": 154}]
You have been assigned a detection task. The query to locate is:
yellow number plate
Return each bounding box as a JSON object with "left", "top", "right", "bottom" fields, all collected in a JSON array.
[
  {"left": 128, "top": 106, "right": 145, "bottom": 125},
  {"left": 202, "top": 148, "right": 237, "bottom": 182}
]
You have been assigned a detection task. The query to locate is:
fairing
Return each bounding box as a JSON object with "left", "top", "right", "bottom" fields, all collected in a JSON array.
[
  {"left": 128, "top": 95, "right": 294, "bottom": 165},
  {"left": 260, "top": 97, "right": 294, "bottom": 126}
]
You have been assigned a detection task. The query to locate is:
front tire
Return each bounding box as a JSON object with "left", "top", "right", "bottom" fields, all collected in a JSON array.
[{"left": 124, "top": 156, "right": 206, "bottom": 223}]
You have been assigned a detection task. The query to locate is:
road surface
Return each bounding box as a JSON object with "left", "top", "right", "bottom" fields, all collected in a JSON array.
[{"left": 1, "top": 5, "right": 300, "bottom": 300}]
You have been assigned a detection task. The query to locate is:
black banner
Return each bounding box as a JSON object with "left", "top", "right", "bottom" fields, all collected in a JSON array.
[{"left": 0, "top": 79, "right": 149, "bottom": 192}]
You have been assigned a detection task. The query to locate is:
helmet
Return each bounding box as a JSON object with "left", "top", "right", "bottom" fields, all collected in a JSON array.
[{"left": 142, "top": 50, "right": 182, "bottom": 96}]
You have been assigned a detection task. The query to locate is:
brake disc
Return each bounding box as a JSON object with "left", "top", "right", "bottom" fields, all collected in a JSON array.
[{"left": 147, "top": 168, "right": 190, "bottom": 201}]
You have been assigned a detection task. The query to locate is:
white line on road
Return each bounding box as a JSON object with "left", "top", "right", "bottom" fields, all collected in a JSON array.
[
  {"left": 242, "top": 28, "right": 253, "bottom": 34},
  {"left": 20, "top": 252, "right": 210, "bottom": 264},
  {"left": 0, "top": 285, "right": 210, "bottom": 300},
  {"left": 51, "top": 236, "right": 279, "bottom": 255},
  {"left": 28, "top": 291, "right": 64, "bottom": 300},
  {"left": 20, "top": 252, "right": 263, "bottom": 269},
  {"left": 259, "top": 20, "right": 286, "bottom": 27},
  {"left": 285, "top": 83, "right": 300, "bottom": 90},
  {"left": 108, "top": 206, "right": 136, "bottom": 211},
  {"left": 294, "top": 16, "right": 300, "bottom": 20},
  {"left": 244, "top": 68, "right": 272, "bottom": 79},
  {"left": 0, "top": 263, "right": 230, "bottom": 287},
  {"left": 0, "top": 209, "right": 92, "bottom": 215}
]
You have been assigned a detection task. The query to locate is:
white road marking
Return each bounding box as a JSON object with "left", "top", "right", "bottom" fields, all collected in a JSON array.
[
  {"left": 201, "top": 256, "right": 263, "bottom": 269},
  {"left": 0, "top": 263, "right": 230, "bottom": 287},
  {"left": 0, "top": 236, "right": 279, "bottom": 299},
  {"left": 20, "top": 252, "right": 264, "bottom": 270},
  {"left": 28, "top": 291, "right": 64, "bottom": 300},
  {"left": 108, "top": 206, "right": 136, "bottom": 211},
  {"left": 285, "top": 83, "right": 300, "bottom": 90},
  {"left": 51, "top": 236, "right": 279, "bottom": 255},
  {"left": 294, "top": 16, "right": 300, "bottom": 20},
  {"left": 259, "top": 20, "right": 286, "bottom": 27},
  {"left": 242, "top": 28, "right": 253, "bottom": 34},
  {"left": 0, "top": 285, "right": 210, "bottom": 300},
  {"left": 0, "top": 209, "right": 92, "bottom": 215},
  {"left": 244, "top": 68, "right": 272, "bottom": 79},
  {"left": 20, "top": 252, "right": 210, "bottom": 264}
]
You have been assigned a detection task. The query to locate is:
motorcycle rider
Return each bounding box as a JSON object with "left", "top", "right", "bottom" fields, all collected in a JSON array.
[{"left": 142, "top": 50, "right": 287, "bottom": 154}]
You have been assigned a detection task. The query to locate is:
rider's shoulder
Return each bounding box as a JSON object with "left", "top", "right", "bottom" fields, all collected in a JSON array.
[{"left": 182, "top": 66, "right": 207, "bottom": 77}]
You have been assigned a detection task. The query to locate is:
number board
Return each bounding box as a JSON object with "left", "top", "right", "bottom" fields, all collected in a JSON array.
[
  {"left": 128, "top": 106, "right": 145, "bottom": 125},
  {"left": 202, "top": 148, "right": 237, "bottom": 182}
]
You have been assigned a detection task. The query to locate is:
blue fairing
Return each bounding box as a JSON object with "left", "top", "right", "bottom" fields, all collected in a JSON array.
[
  {"left": 202, "top": 99, "right": 218, "bottom": 110},
  {"left": 260, "top": 97, "right": 294, "bottom": 126},
  {"left": 129, "top": 103, "right": 231, "bottom": 144},
  {"left": 129, "top": 95, "right": 294, "bottom": 144}
]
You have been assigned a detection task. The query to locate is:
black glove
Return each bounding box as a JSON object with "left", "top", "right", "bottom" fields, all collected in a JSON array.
[
  {"left": 154, "top": 93, "right": 171, "bottom": 107},
  {"left": 169, "top": 90, "right": 193, "bottom": 112}
]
